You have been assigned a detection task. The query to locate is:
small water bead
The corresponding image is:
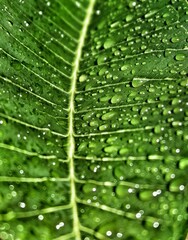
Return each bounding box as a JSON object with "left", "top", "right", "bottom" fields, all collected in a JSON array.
[
  {"left": 171, "top": 37, "right": 180, "bottom": 43},
  {"left": 7, "top": 20, "right": 13, "bottom": 27},
  {"left": 154, "top": 125, "right": 164, "bottom": 134},
  {"left": 82, "top": 123, "right": 88, "bottom": 128},
  {"left": 19, "top": 202, "right": 26, "bottom": 208},
  {"left": 145, "top": 10, "right": 158, "bottom": 19},
  {"left": 140, "top": 106, "right": 150, "bottom": 115},
  {"left": 83, "top": 183, "right": 97, "bottom": 194},
  {"left": 99, "top": 124, "right": 108, "bottom": 131},
  {"left": 169, "top": 179, "right": 185, "bottom": 192},
  {"left": 130, "top": 118, "right": 139, "bottom": 125},
  {"left": 179, "top": 185, "right": 185, "bottom": 191},
  {"left": 125, "top": 14, "right": 133, "bottom": 22},
  {"left": 117, "top": 232, "right": 123, "bottom": 238},
  {"left": 88, "top": 142, "right": 97, "bottom": 148},
  {"left": 180, "top": 70, "right": 187, "bottom": 76},
  {"left": 110, "top": 95, "right": 122, "bottom": 104},
  {"left": 141, "top": 45, "right": 147, "bottom": 50},
  {"left": 75, "top": 1, "right": 81, "bottom": 8},
  {"left": 77, "top": 142, "right": 87, "bottom": 152},
  {"left": 106, "top": 136, "right": 118, "bottom": 144},
  {"left": 153, "top": 222, "right": 160, "bottom": 228},
  {"left": 179, "top": 158, "right": 188, "bottom": 169},
  {"left": 104, "top": 146, "right": 119, "bottom": 153},
  {"left": 97, "top": 55, "right": 107, "bottom": 64},
  {"left": 79, "top": 74, "right": 87, "bottom": 82},
  {"left": 180, "top": 78, "right": 188, "bottom": 87},
  {"left": 175, "top": 53, "right": 186, "bottom": 61},
  {"left": 96, "top": 9, "right": 101, "bottom": 15},
  {"left": 114, "top": 165, "right": 125, "bottom": 180},
  {"left": 129, "top": 1, "right": 137, "bottom": 8},
  {"left": 106, "top": 231, "right": 112, "bottom": 237},
  {"left": 104, "top": 38, "right": 115, "bottom": 49},
  {"left": 110, "top": 20, "right": 120, "bottom": 28},
  {"left": 56, "top": 222, "right": 64, "bottom": 230},
  {"left": 106, "top": 73, "right": 113, "bottom": 79},
  {"left": 99, "top": 67, "right": 108, "bottom": 76},
  {"left": 101, "top": 111, "right": 116, "bottom": 120},
  {"left": 75, "top": 95, "right": 84, "bottom": 102},
  {"left": 23, "top": 21, "right": 29, "bottom": 27},
  {"left": 121, "top": 65, "right": 129, "bottom": 71},
  {"left": 99, "top": 96, "right": 111, "bottom": 102},
  {"left": 132, "top": 78, "right": 148, "bottom": 88},
  {"left": 172, "top": 98, "right": 182, "bottom": 106},
  {"left": 116, "top": 185, "right": 127, "bottom": 198},
  {"left": 89, "top": 120, "right": 99, "bottom": 127},
  {"left": 119, "top": 148, "right": 129, "bottom": 155},
  {"left": 139, "top": 190, "right": 153, "bottom": 201},
  {"left": 38, "top": 215, "right": 44, "bottom": 220},
  {"left": 83, "top": 112, "right": 94, "bottom": 121},
  {"left": 114, "top": 50, "right": 120, "bottom": 56}
]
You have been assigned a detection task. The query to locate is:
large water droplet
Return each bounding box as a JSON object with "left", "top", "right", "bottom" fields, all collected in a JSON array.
[
  {"left": 175, "top": 54, "right": 185, "bottom": 61},
  {"left": 104, "top": 38, "right": 115, "bottom": 49},
  {"left": 101, "top": 111, "right": 116, "bottom": 120}
]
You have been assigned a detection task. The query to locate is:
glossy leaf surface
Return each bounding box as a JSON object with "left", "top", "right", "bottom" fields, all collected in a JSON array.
[{"left": 0, "top": 0, "right": 188, "bottom": 239}]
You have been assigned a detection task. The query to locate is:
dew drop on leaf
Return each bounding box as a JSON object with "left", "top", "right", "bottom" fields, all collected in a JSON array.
[
  {"left": 111, "top": 95, "right": 122, "bottom": 104},
  {"left": 104, "top": 38, "right": 115, "bottom": 49},
  {"left": 175, "top": 54, "right": 186, "bottom": 61},
  {"left": 101, "top": 111, "right": 116, "bottom": 120}
]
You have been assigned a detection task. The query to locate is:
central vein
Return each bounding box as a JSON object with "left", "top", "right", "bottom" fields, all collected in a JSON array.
[{"left": 68, "top": 0, "right": 95, "bottom": 239}]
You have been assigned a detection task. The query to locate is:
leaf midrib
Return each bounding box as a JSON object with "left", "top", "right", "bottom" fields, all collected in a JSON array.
[{"left": 67, "top": 0, "right": 96, "bottom": 239}]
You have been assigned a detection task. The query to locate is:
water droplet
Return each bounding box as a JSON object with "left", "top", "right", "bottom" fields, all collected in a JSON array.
[
  {"left": 75, "top": 1, "right": 81, "bottom": 8},
  {"left": 126, "top": 14, "right": 133, "bottom": 22},
  {"left": 139, "top": 191, "right": 153, "bottom": 201},
  {"left": 153, "top": 222, "right": 160, "bottom": 228},
  {"left": 97, "top": 55, "right": 107, "bottom": 64},
  {"left": 23, "top": 21, "right": 29, "bottom": 27},
  {"left": 179, "top": 158, "right": 188, "bottom": 169},
  {"left": 119, "top": 148, "right": 129, "bottom": 155},
  {"left": 19, "top": 202, "right": 26, "bottom": 208},
  {"left": 104, "top": 146, "right": 118, "bottom": 153},
  {"left": 38, "top": 215, "right": 44, "bottom": 220},
  {"left": 175, "top": 54, "right": 185, "bottom": 61},
  {"left": 121, "top": 65, "right": 129, "bottom": 71},
  {"left": 89, "top": 120, "right": 99, "bottom": 127},
  {"left": 99, "top": 124, "right": 108, "bottom": 131},
  {"left": 56, "top": 222, "right": 64, "bottom": 230},
  {"left": 83, "top": 112, "right": 94, "bottom": 121},
  {"left": 101, "top": 111, "right": 116, "bottom": 120},
  {"left": 79, "top": 74, "right": 87, "bottom": 82},
  {"left": 132, "top": 78, "right": 148, "bottom": 88},
  {"left": 106, "top": 231, "right": 112, "bottom": 237},
  {"left": 78, "top": 142, "right": 87, "bottom": 152},
  {"left": 131, "top": 118, "right": 139, "bottom": 125},
  {"left": 129, "top": 1, "right": 137, "bottom": 8},
  {"left": 104, "top": 38, "right": 115, "bottom": 49},
  {"left": 180, "top": 79, "right": 188, "bottom": 87},
  {"left": 171, "top": 37, "right": 180, "bottom": 43},
  {"left": 116, "top": 185, "right": 127, "bottom": 198},
  {"left": 96, "top": 9, "right": 101, "bottom": 15},
  {"left": 111, "top": 95, "right": 122, "bottom": 104}
]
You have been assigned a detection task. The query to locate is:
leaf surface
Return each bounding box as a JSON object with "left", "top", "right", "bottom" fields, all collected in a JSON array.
[{"left": 0, "top": 0, "right": 188, "bottom": 239}]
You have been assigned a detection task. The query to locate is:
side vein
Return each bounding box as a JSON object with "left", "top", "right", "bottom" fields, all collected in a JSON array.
[{"left": 67, "top": 0, "right": 95, "bottom": 239}]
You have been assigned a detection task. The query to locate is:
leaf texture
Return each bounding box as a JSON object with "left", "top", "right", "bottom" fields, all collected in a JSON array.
[{"left": 0, "top": 0, "right": 188, "bottom": 239}]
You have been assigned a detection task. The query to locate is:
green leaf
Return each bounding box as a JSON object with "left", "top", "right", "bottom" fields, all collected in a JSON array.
[{"left": 0, "top": 0, "right": 188, "bottom": 239}]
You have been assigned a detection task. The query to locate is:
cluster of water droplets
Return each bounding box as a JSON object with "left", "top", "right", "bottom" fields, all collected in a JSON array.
[{"left": 74, "top": 0, "right": 188, "bottom": 239}]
